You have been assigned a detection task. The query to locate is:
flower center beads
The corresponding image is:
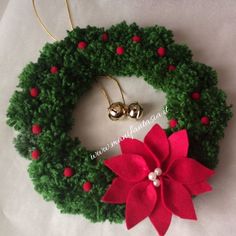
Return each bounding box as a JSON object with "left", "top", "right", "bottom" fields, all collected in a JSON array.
[{"left": 148, "top": 168, "right": 162, "bottom": 187}]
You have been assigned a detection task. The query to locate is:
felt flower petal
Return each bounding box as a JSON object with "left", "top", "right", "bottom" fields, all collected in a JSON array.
[
  {"left": 168, "top": 130, "right": 189, "bottom": 165},
  {"left": 144, "top": 124, "right": 169, "bottom": 164},
  {"left": 167, "top": 158, "right": 215, "bottom": 185},
  {"left": 162, "top": 178, "right": 197, "bottom": 220},
  {"left": 185, "top": 181, "right": 212, "bottom": 196},
  {"left": 120, "top": 138, "right": 160, "bottom": 170},
  {"left": 149, "top": 188, "right": 172, "bottom": 236},
  {"left": 126, "top": 181, "right": 157, "bottom": 229},
  {"left": 104, "top": 154, "right": 149, "bottom": 182},
  {"left": 101, "top": 177, "right": 134, "bottom": 203}
]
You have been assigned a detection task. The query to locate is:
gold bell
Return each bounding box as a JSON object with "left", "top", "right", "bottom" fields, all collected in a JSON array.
[
  {"left": 127, "top": 102, "right": 143, "bottom": 120},
  {"left": 108, "top": 102, "right": 127, "bottom": 121}
]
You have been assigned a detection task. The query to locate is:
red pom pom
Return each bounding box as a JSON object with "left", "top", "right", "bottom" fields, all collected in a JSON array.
[
  {"left": 83, "top": 181, "right": 92, "bottom": 192},
  {"left": 191, "top": 92, "right": 201, "bottom": 100},
  {"left": 30, "top": 87, "right": 39, "bottom": 97},
  {"left": 132, "top": 35, "right": 141, "bottom": 43},
  {"left": 101, "top": 33, "right": 109, "bottom": 42},
  {"left": 50, "top": 66, "right": 58, "bottom": 74},
  {"left": 168, "top": 65, "right": 176, "bottom": 71},
  {"left": 77, "top": 41, "right": 88, "bottom": 49},
  {"left": 31, "top": 149, "right": 40, "bottom": 160},
  {"left": 157, "top": 47, "right": 166, "bottom": 57},
  {"left": 201, "top": 116, "right": 210, "bottom": 125},
  {"left": 63, "top": 167, "right": 74, "bottom": 177},
  {"left": 116, "top": 46, "right": 125, "bottom": 55},
  {"left": 32, "top": 124, "right": 42, "bottom": 135},
  {"left": 169, "top": 119, "right": 178, "bottom": 128}
]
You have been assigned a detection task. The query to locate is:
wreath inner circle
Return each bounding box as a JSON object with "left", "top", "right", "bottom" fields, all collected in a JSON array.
[{"left": 70, "top": 75, "right": 168, "bottom": 155}]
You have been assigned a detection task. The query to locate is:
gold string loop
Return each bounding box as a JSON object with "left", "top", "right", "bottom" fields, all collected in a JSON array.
[
  {"left": 32, "top": 0, "right": 75, "bottom": 41},
  {"left": 96, "top": 76, "right": 126, "bottom": 106}
]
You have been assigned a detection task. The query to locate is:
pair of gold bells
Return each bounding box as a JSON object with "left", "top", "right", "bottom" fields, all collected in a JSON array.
[
  {"left": 108, "top": 102, "right": 143, "bottom": 121},
  {"left": 98, "top": 76, "right": 143, "bottom": 121}
]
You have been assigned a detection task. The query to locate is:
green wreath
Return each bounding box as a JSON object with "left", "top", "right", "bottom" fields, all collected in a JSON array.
[{"left": 7, "top": 22, "right": 232, "bottom": 223}]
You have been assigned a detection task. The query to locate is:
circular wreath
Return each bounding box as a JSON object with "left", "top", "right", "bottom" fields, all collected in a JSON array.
[{"left": 7, "top": 22, "right": 232, "bottom": 224}]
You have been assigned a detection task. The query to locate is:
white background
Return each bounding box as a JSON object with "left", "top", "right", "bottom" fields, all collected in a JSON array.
[{"left": 0, "top": 1, "right": 236, "bottom": 236}]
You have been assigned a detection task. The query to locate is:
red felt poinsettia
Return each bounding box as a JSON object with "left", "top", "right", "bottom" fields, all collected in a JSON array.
[{"left": 101, "top": 124, "right": 214, "bottom": 236}]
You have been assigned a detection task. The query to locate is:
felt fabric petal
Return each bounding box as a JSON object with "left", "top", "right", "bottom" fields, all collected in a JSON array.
[
  {"left": 126, "top": 181, "right": 157, "bottom": 229},
  {"left": 101, "top": 177, "right": 134, "bottom": 203},
  {"left": 185, "top": 181, "right": 212, "bottom": 196},
  {"left": 144, "top": 124, "right": 169, "bottom": 164},
  {"left": 167, "top": 158, "right": 215, "bottom": 185},
  {"left": 162, "top": 178, "right": 197, "bottom": 220},
  {"left": 104, "top": 154, "right": 149, "bottom": 182},
  {"left": 167, "top": 130, "right": 189, "bottom": 167},
  {"left": 149, "top": 187, "right": 172, "bottom": 236},
  {"left": 120, "top": 138, "right": 160, "bottom": 170}
]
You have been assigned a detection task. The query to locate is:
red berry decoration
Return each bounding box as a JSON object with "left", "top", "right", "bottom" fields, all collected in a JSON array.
[
  {"left": 116, "top": 46, "right": 125, "bottom": 55},
  {"left": 64, "top": 167, "right": 74, "bottom": 177},
  {"left": 132, "top": 35, "right": 141, "bottom": 43},
  {"left": 32, "top": 124, "right": 42, "bottom": 135},
  {"left": 191, "top": 92, "right": 201, "bottom": 100},
  {"left": 168, "top": 65, "right": 176, "bottom": 71},
  {"left": 30, "top": 87, "right": 39, "bottom": 97},
  {"left": 31, "top": 149, "right": 40, "bottom": 160},
  {"left": 83, "top": 181, "right": 92, "bottom": 192},
  {"left": 50, "top": 66, "right": 58, "bottom": 74},
  {"left": 169, "top": 119, "right": 178, "bottom": 128},
  {"left": 77, "top": 41, "right": 88, "bottom": 49},
  {"left": 157, "top": 47, "right": 166, "bottom": 57},
  {"left": 101, "top": 32, "right": 108, "bottom": 42},
  {"left": 201, "top": 116, "right": 210, "bottom": 125}
]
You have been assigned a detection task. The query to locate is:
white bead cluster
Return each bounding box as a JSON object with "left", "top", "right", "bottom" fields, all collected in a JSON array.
[{"left": 148, "top": 168, "right": 162, "bottom": 187}]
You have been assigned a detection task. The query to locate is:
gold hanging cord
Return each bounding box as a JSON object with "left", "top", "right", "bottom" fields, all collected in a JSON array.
[
  {"left": 96, "top": 76, "right": 126, "bottom": 106},
  {"left": 32, "top": 0, "right": 75, "bottom": 41}
]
